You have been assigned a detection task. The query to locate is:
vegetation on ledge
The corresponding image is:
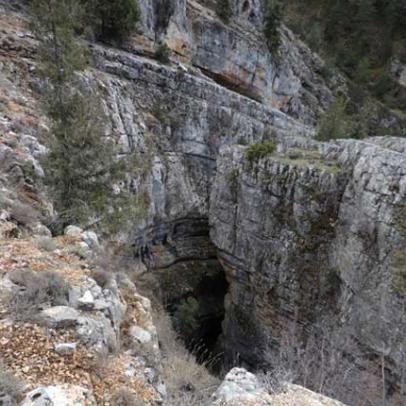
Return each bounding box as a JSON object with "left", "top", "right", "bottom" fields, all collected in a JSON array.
[{"left": 246, "top": 141, "right": 276, "bottom": 165}]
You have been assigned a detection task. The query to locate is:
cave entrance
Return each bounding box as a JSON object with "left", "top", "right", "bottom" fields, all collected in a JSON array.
[
  {"left": 133, "top": 218, "right": 228, "bottom": 372},
  {"left": 161, "top": 259, "right": 228, "bottom": 372}
]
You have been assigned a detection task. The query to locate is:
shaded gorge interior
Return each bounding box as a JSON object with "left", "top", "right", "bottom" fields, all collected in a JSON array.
[{"left": 133, "top": 218, "right": 228, "bottom": 371}]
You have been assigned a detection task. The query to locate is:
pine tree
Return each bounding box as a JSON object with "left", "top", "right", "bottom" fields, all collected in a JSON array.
[
  {"left": 316, "top": 96, "right": 351, "bottom": 141},
  {"left": 83, "top": 0, "right": 140, "bottom": 41},
  {"left": 31, "top": 0, "right": 128, "bottom": 228},
  {"left": 263, "top": 0, "right": 283, "bottom": 52},
  {"left": 30, "top": 0, "right": 86, "bottom": 121}
]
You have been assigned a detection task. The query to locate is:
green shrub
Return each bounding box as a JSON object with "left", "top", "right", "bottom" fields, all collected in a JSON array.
[
  {"left": 263, "top": 0, "right": 283, "bottom": 52},
  {"left": 216, "top": 0, "right": 232, "bottom": 23},
  {"left": 41, "top": 90, "right": 125, "bottom": 227},
  {"left": 83, "top": 0, "right": 140, "bottom": 41},
  {"left": 35, "top": 237, "right": 58, "bottom": 252},
  {"left": 245, "top": 141, "right": 276, "bottom": 164},
  {"left": 173, "top": 297, "right": 199, "bottom": 337},
  {"left": 154, "top": 42, "right": 171, "bottom": 64},
  {"left": 226, "top": 168, "right": 239, "bottom": 195},
  {"left": 315, "top": 96, "right": 350, "bottom": 141}
]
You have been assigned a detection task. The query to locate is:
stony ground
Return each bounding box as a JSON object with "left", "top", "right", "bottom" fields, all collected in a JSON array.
[{"left": 0, "top": 234, "right": 161, "bottom": 404}]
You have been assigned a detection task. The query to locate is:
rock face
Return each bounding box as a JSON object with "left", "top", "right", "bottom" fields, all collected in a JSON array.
[
  {"left": 210, "top": 136, "right": 406, "bottom": 403},
  {"left": 211, "top": 367, "right": 345, "bottom": 406},
  {"left": 211, "top": 367, "right": 273, "bottom": 405},
  {"left": 21, "top": 385, "right": 96, "bottom": 406}
]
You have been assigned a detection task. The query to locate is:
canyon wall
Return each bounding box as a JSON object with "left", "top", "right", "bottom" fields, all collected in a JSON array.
[{"left": 210, "top": 136, "right": 406, "bottom": 402}]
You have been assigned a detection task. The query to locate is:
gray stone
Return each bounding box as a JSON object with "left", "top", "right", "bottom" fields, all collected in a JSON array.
[
  {"left": 39, "top": 306, "right": 80, "bottom": 328},
  {"left": 81, "top": 231, "right": 99, "bottom": 249},
  {"left": 31, "top": 223, "right": 52, "bottom": 237},
  {"left": 211, "top": 367, "right": 272, "bottom": 405},
  {"left": 21, "top": 384, "right": 96, "bottom": 406},
  {"left": 54, "top": 342, "right": 77, "bottom": 355},
  {"left": 129, "top": 325, "right": 152, "bottom": 344},
  {"left": 77, "top": 290, "right": 95, "bottom": 309},
  {"left": 64, "top": 225, "right": 82, "bottom": 237}
]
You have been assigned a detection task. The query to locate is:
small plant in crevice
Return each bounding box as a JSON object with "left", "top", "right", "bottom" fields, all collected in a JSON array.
[
  {"left": 154, "top": 42, "right": 171, "bottom": 64},
  {"left": 226, "top": 168, "right": 239, "bottom": 196},
  {"left": 216, "top": 0, "right": 232, "bottom": 24},
  {"left": 245, "top": 141, "right": 276, "bottom": 165}
]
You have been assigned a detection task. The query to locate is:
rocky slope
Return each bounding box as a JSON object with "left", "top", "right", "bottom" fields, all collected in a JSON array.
[
  {"left": 1, "top": 0, "right": 406, "bottom": 405},
  {"left": 0, "top": 231, "right": 164, "bottom": 404}
]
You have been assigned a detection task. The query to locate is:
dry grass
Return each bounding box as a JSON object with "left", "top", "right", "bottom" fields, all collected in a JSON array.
[
  {"left": 110, "top": 387, "right": 147, "bottom": 406},
  {"left": 0, "top": 360, "right": 24, "bottom": 404},
  {"left": 8, "top": 200, "right": 39, "bottom": 227},
  {"left": 7, "top": 269, "right": 69, "bottom": 320},
  {"left": 35, "top": 236, "right": 57, "bottom": 252},
  {"left": 153, "top": 308, "right": 220, "bottom": 404}
]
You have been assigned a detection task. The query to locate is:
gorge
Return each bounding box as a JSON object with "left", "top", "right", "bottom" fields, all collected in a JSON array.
[{"left": 0, "top": 0, "right": 405, "bottom": 405}]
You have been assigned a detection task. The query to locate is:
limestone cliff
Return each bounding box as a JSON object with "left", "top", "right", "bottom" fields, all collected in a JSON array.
[{"left": 210, "top": 136, "right": 406, "bottom": 404}]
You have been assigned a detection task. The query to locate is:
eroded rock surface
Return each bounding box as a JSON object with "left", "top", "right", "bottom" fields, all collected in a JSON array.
[
  {"left": 211, "top": 367, "right": 345, "bottom": 406},
  {"left": 210, "top": 136, "right": 406, "bottom": 403}
]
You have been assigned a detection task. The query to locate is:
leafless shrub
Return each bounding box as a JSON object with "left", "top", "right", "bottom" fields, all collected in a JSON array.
[
  {"left": 257, "top": 368, "right": 294, "bottom": 395},
  {"left": 8, "top": 200, "right": 39, "bottom": 227},
  {"left": 88, "top": 350, "right": 110, "bottom": 379},
  {"left": 110, "top": 387, "right": 146, "bottom": 406},
  {"left": 89, "top": 246, "right": 131, "bottom": 287},
  {"left": 0, "top": 360, "right": 24, "bottom": 404},
  {"left": 8, "top": 269, "right": 69, "bottom": 320},
  {"left": 153, "top": 307, "right": 219, "bottom": 404},
  {"left": 90, "top": 268, "right": 112, "bottom": 288},
  {"left": 35, "top": 236, "right": 57, "bottom": 252}
]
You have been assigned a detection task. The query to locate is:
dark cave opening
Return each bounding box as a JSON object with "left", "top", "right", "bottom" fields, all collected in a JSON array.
[
  {"left": 134, "top": 218, "right": 229, "bottom": 372},
  {"left": 165, "top": 259, "right": 228, "bottom": 373}
]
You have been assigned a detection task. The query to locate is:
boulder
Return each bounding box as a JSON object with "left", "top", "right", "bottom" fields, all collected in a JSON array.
[
  {"left": 81, "top": 231, "right": 99, "bottom": 249},
  {"left": 21, "top": 384, "right": 96, "bottom": 405},
  {"left": 129, "top": 325, "right": 152, "bottom": 344},
  {"left": 39, "top": 306, "right": 80, "bottom": 328},
  {"left": 54, "top": 342, "right": 77, "bottom": 355},
  {"left": 64, "top": 225, "right": 83, "bottom": 237},
  {"left": 211, "top": 368, "right": 272, "bottom": 405}
]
